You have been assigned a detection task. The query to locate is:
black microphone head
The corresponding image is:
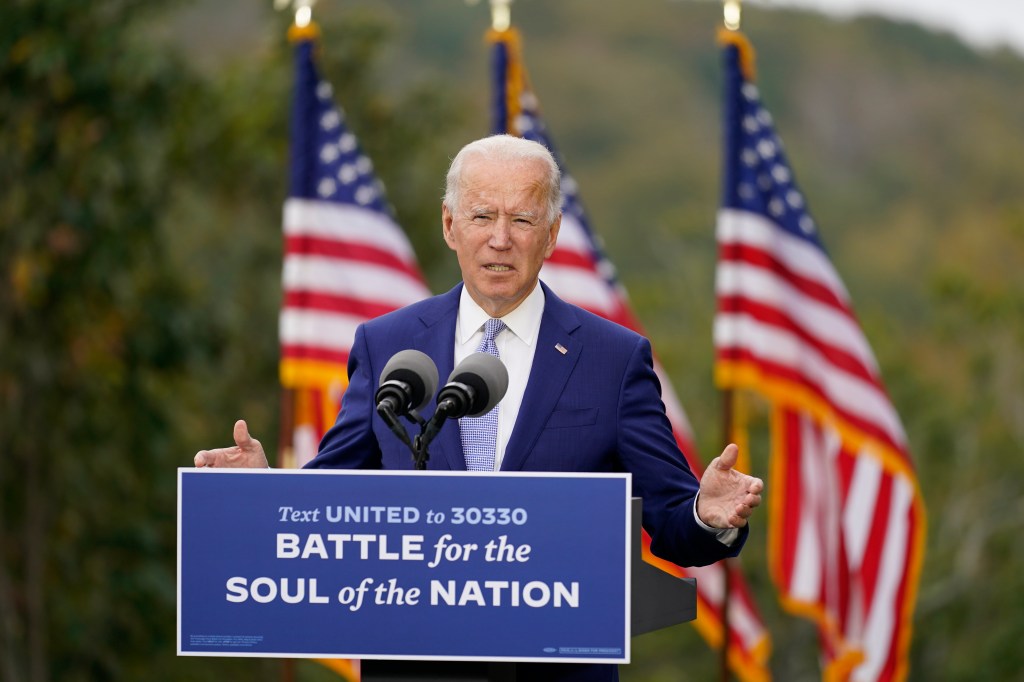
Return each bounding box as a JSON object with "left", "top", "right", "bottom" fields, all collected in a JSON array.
[
  {"left": 446, "top": 352, "right": 509, "bottom": 417},
  {"left": 378, "top": 350, "right": 439, "bottom": 413}
]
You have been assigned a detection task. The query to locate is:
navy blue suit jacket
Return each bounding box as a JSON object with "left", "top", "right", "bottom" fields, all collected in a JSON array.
[
  {"left": 306, "top": 282, "right": 746, "bottom": 679},
  {"left": 307, "top": 281, "right": 746, "bottom": 564}
]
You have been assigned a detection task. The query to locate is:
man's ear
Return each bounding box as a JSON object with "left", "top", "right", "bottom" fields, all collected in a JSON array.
[
  {"left": 442, "top": 202, "right": 456, "bottom": 249},
  {"left": 544, "top": 212, "right": 562, "bottom": 258}
]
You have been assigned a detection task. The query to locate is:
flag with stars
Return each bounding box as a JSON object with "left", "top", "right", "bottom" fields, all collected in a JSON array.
[
  {"left": 280, "top": 27, "right": 430, "bottom": 467},
  {"left": 488, "top": 26, "right": 771, "bottom": 682},
  {"left": 714, "top": 30, "right": 925, "bottom": 682}
]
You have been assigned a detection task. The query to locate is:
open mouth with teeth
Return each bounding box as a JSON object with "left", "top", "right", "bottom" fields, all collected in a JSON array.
[{"left": 484, "top": 264, "right": 512, "bottom": 272}]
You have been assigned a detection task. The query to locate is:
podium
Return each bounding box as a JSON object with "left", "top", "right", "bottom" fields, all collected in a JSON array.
[
  {"left": 179, "top": 471, "right": 696, "bottom": 678},
  {"left": 361, "top": 498, "right": 697, "bottom": 681}
]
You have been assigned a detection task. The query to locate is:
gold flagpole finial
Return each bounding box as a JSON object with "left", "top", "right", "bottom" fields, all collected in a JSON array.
[
  {"left": 275, "top": 0, "right": 318, "bottom": 28},
  {"left": 723, "top": 0, "right": 742, "bottom": 31},
  {"left": 489, "top": 0, "right": 513, "bottom": 32}
]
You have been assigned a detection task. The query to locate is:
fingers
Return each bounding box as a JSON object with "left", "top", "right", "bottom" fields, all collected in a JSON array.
[
  {"left": 194, "top": 446, "right": 232, "bottom": 468},
  {"left": 727, "top": 502, "right": 753, "bottom": 528},
  {"left": 727, "top": 487, "right": 764, "bottom": 527},
  {"left": 194, "top": 421, "right": 263, "bottom": 469},
  {"left": 729, "top": 509, "right": 753, "bottom": 524},
  {"left": 737, "top": 481, "right": 763, "bottom": 514},
  {"left": 715, "top": 443, "right": 739, "bottom": 471},
  {"left": 233, "top": 419, "right": 252, "bottom": 449}
]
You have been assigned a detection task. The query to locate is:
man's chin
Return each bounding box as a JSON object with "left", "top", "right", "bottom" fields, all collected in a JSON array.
[
  {"left": 470, "top": 285, "right": 528, "bottom": 316},
  {"left": 477, "top": 274, "right": 519, "bottom": 294}
]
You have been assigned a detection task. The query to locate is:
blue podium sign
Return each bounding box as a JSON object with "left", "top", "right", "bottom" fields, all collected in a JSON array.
[{"left": 178, "top": 469, "right": 631, "bottom": 663}]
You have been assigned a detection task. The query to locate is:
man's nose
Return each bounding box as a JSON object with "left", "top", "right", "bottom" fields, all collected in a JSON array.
[{"left": 487, "top": 218, "right": 513, "bottom": 248}]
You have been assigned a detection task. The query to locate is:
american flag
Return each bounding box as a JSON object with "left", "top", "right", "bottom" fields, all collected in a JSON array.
[
  {"left": 714, "top": 31, "right": 926, "bottom": 682},
  {"left": 489, "top": 27, "right": 771, "bottom": 682},
  {"left": 280, "top": 29, "right": 430, "bottom": 465}
]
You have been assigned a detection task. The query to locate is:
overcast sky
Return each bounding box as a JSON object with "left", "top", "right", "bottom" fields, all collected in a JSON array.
[{"left": 746, "top": 0, "right": 1024, "bottom": 54}]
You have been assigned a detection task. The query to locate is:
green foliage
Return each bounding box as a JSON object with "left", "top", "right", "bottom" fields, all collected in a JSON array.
[
  {"left": 0, "top": 1, "right": 463, "bottom": 680},
  {"left": 0, "top": 1, "right": 217, "bottom": 679}
]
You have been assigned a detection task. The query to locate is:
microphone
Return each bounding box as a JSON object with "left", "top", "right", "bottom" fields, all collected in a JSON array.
[
  {"left": 436, "top": 352, "right": 510, "bottom": 419},
  {"left": 416, "top": 352, "right": 509, "bottom": 458},
  {"left": 374, "top": 350, "right": 439, "bottom": 416}
]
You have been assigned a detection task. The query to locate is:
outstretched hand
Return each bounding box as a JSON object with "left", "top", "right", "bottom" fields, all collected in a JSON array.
[
  {"left": 193, "top": 419, "right": 270, "bottom": 469},
  {"left": 697, "top": 443, "right": 763, "bottom": 529}
]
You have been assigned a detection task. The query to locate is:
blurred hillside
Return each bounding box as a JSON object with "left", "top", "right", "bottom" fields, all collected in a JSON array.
[{"left": 2, "top": 0, "right": 1023, "bottom": 680}]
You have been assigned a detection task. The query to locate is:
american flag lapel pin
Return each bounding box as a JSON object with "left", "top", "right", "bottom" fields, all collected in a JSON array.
[{"left": 554, "top": 343, "right": 567, "bottom": 355}]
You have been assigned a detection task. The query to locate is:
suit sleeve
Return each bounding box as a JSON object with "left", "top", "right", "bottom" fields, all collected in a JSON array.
[
  {"left": 303, "top": 324, "right": 383, "bottom": 470},
  {"left": 617, "top": 336, "right": 747, "bottom": 566}
]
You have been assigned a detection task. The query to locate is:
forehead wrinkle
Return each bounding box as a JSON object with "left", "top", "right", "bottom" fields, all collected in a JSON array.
[{"left": 458, "top": 178, "right": 548, "bottom": 219}]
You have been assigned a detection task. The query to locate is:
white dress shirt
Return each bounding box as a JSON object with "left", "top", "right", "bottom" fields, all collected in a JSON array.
[{"left": 454, "top": 284, "right": 545, "bottom": 471}]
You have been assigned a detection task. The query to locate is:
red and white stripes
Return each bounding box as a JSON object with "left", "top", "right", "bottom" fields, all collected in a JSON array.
[
  {"left": 281, "top": 197, "right": 429, "bottom": 375},
  {"left": 543, "top": 208, "right": 772, "bottom": 682},
  {"left": 715, "top": 206, "right": 925, "bottom": 682}
]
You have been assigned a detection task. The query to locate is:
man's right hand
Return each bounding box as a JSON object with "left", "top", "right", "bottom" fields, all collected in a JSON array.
[{"left": 194, "top": 419, "right": 270, "bottom": 469}]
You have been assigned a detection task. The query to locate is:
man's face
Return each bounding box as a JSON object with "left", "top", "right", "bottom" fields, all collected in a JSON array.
[{"left": 442, "top": 155, "right": 560, "bottom": 318}]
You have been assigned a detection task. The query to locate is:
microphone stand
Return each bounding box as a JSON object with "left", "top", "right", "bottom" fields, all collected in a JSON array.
[
  {"left": 412, "top": 398, "right": 459, "bottom": 470},
  {"left": 376, "top": 397, "right": 455, "bottom": 472},
  {"left": 375, "top": 402, "right": 428, "bottom": 468},
  {"left": 412, "top": 434, "right": 429, "bottom": 471}
]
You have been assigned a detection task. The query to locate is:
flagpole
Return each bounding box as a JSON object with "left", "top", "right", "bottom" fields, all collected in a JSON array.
[
  {"left": 717, "top": 8, "right": 740, "bottom": 682},
  {"left": 273, "top": 0, "right": 317, "bottom": 473},
  {"left": 274, "top": 6, "right": 310, "bottom": 682}
]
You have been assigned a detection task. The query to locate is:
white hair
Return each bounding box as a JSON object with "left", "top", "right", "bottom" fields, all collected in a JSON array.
[{"left": 443, "top": 135, "right": 562, "bottom": 224}]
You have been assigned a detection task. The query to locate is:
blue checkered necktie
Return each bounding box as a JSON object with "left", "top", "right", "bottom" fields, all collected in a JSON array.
[{"left": 460, "top": 318, "right": 507, "bottom": 471}]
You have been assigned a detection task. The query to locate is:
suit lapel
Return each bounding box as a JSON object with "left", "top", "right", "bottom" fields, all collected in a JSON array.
[
  {"left": 410, "top": 286, "right": 465, "bottom": 471},
  {"left": 501, "top": 284, "right": 582, "bottom": 471}
]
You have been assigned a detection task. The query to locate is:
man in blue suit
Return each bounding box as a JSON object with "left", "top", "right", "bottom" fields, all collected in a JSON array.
[{"left": 196, "top": 134, "right": 763, "bottom": 681}]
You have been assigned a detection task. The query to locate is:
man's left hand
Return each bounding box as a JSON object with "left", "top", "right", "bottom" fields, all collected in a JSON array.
[{"left": 697, "top": 443, "right": 764, "bottom": 529}]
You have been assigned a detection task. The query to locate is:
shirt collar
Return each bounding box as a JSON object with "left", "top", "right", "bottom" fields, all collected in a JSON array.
[{"left": 457, "top": 282, "right": 546, "bottom": 346}]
